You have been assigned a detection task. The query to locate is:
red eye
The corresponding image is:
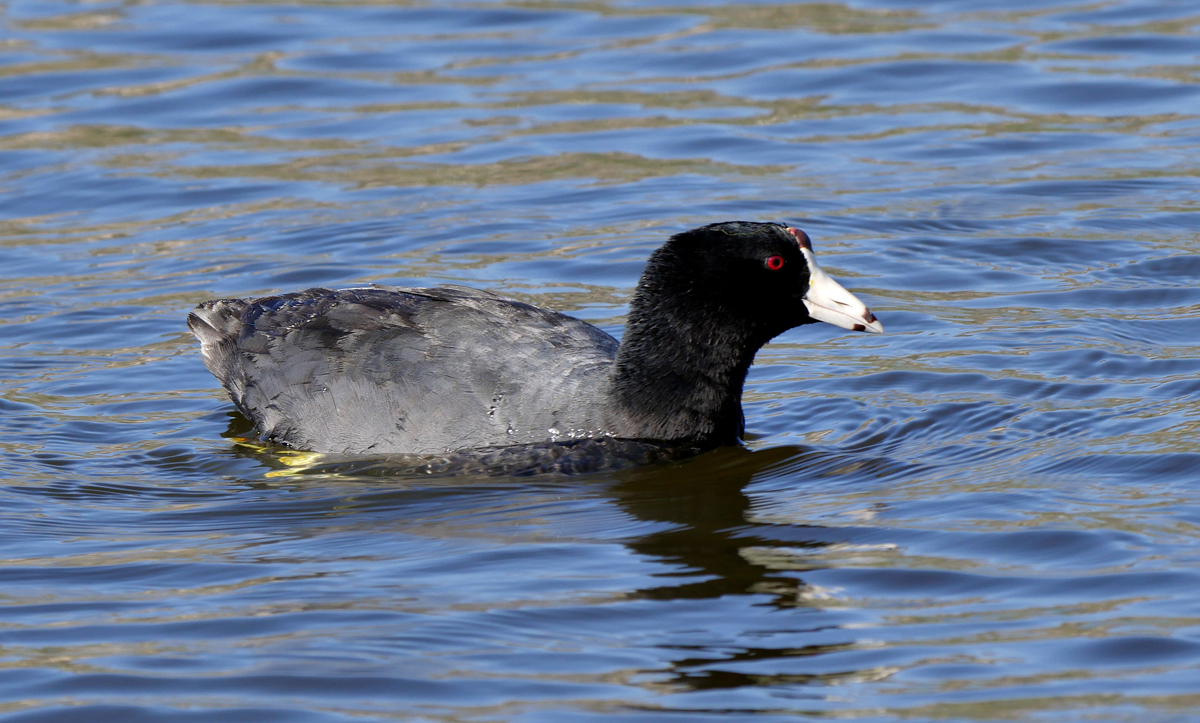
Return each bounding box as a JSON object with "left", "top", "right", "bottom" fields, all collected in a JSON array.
[{"left": 765, "top": 255, "right": 785, "bottom": 270}]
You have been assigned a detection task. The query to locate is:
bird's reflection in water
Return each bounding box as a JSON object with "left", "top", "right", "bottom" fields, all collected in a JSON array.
[
  {"left": 608, "top": 446, "right": 891, "bottom": 693},
  {"left": 221, "top": 411, "right": 892, "bottom": 694},
  {"left": 610, "top": 444, "right": 825, "bottom": 604}
]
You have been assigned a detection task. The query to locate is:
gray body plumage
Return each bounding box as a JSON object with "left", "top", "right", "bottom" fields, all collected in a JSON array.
[{"left": 189, "top": 285, "right": 622, "bottom": 455}]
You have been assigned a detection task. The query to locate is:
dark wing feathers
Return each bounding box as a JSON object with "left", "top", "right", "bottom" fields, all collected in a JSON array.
[{"left": 188, "top": 286, "right": 619, "bottom": 454}]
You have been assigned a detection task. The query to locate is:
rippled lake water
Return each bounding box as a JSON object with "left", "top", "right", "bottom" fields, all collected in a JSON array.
[{"left": 3, "top": 1, "right": 1200, "bottom": 721}]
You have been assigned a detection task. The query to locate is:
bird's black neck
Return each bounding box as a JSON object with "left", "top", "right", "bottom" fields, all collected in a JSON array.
[{"left": 611, "top": 281, "right": 768, "bottom": 446}]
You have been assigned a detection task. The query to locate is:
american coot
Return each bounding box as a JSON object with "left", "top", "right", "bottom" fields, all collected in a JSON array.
[{"left": 189, "top": 221, "right": 882, "bottom": 456}]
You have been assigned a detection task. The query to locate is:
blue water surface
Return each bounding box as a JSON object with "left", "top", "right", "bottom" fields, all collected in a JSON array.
[{"left": 2, "top": 0, "right": 1200, "bottom": 721}]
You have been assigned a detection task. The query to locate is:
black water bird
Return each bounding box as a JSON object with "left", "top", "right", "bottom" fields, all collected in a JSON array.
[{"left": 188, "top": 221, "right": 882, "bottom": 456}]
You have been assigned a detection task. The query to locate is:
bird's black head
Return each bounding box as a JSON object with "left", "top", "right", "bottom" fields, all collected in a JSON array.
[
  {"left": 615, "top": 221, "right": 882, "bottom": 445},
  {"left": 640, "top": 221, "right": 882, "bottom": 341}
]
